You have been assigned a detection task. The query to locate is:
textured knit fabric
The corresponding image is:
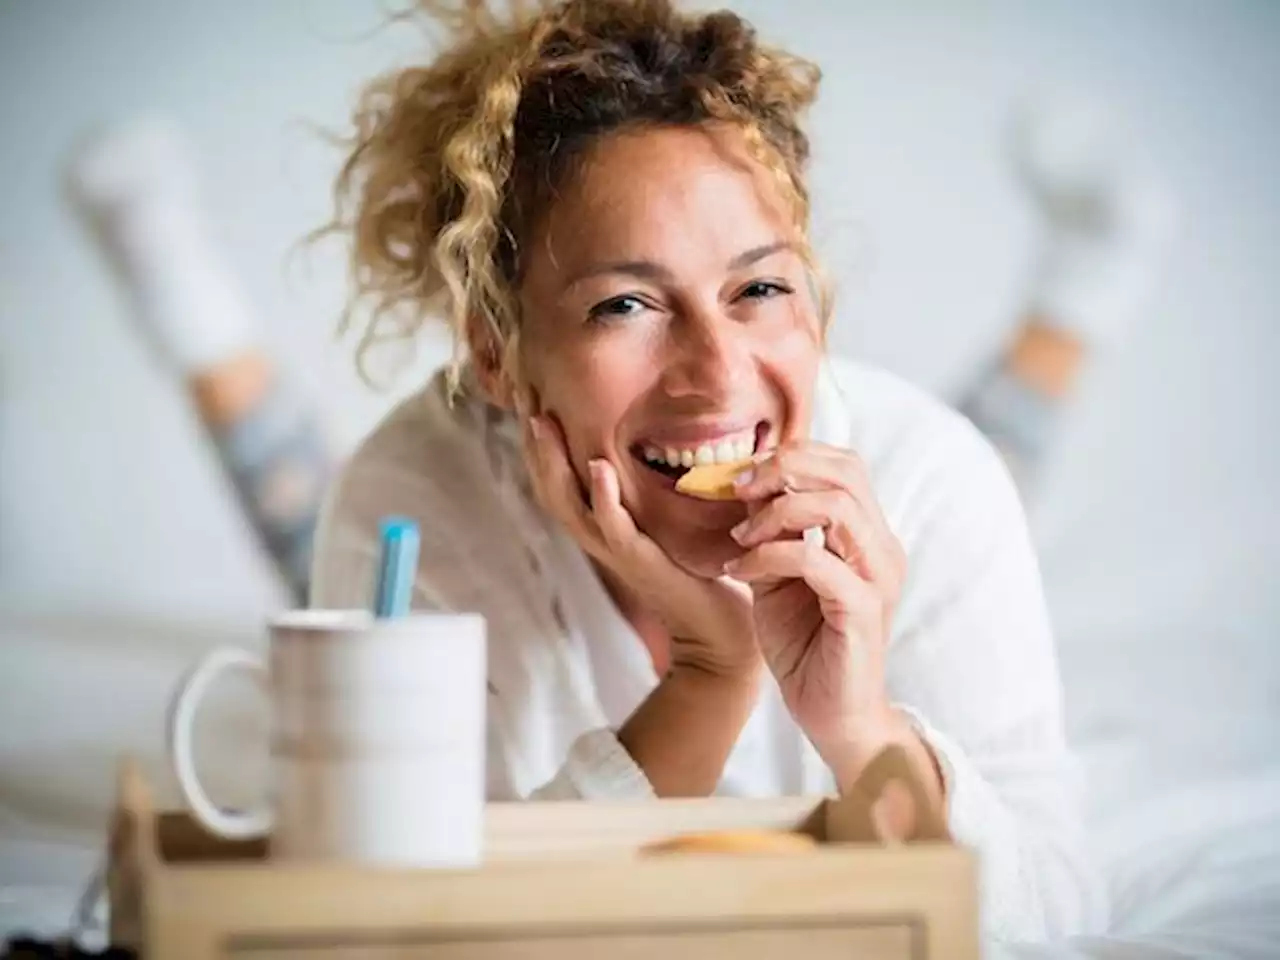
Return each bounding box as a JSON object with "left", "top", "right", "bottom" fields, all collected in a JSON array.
[{"left": 311, "top": 355, "right": 1108, "bottom": 943}]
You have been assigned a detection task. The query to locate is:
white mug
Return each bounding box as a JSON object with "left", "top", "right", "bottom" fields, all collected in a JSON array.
[{"left": 167, "top": 609, "right": 487, "bottom": 866}]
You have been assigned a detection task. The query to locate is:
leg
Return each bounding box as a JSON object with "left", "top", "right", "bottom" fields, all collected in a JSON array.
[
  {"left": 194, "top": 353, "right": 333, "bottom": 606},
  {"left": 66, "top": 119, "right": 334, "bottom": 604},
  {"left": 960, "top": 98, "right": 1178, "bottom": 501}
]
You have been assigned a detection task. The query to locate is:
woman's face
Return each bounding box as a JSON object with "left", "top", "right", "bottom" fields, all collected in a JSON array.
[{"left": 517, "top": 123, "right": 823, "bottom": 577}]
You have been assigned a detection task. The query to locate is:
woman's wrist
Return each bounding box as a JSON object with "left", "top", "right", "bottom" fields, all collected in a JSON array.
[
  {"left": 666, "top": 656, "right": 761, "bottom": 699},
  {"left": 668, "top": 637, "right": 761, "bottom": 684}
]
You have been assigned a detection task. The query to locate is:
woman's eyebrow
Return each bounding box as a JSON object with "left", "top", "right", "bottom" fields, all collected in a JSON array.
[
  {"left": 562, "top": 240, "right": 793, "bottom": 291},
  {"left": 727, "top": 240, "right": 792, "bottom": 270}
]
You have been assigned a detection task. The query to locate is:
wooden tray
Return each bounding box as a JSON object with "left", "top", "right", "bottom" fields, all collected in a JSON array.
[{"left": 107, "top": 746, "right": 978, "bottom": 959}]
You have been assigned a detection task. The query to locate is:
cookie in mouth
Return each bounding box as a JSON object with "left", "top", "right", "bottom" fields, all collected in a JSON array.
[{"left": 674, "top": 460, "right": 754, "bottom": 501}]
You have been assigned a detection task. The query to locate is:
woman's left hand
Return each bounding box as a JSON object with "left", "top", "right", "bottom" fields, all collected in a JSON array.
[{"left": 725, "top": 442, "right": 909, "bottom": 784}]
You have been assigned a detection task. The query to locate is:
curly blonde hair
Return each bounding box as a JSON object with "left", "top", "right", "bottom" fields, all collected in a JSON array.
[{"left": 324, "top": 0, "right": 826, "bottom": 391}]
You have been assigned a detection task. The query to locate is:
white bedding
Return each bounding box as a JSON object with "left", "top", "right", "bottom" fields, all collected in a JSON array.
[
  {"left": 999, "top": 768, "right": 1280, "bottom": 959},
  {"left": 1003, "top": 503, "right": 1280, "bottom": 958}
]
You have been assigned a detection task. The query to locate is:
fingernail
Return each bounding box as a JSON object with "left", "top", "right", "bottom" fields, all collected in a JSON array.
[
  {"left": 529, "top": 416, "right": 546, "bottom": 442},
  {"left": 729, "top": 519, "right": 750, "bottom": 543},
  {"left": 733, "top": 468, "right": 755, "bottom": 487}
]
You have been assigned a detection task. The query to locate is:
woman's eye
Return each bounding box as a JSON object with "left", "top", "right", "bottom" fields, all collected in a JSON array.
[
  {"left": 588, "top": 295, "right": 648, "bottom": 323},
  {"left": 738, "top": 280, "right": 793, "bottom": 301}
]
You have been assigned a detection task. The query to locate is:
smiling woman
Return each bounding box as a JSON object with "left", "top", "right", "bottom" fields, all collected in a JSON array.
[{"left": 310, "top": 0, "right": 1107, "bottom": 944}]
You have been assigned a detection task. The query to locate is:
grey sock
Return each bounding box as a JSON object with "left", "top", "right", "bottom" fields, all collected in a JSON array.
[{"left": 212, "top": 378, "right": 334, "bottom": 604}]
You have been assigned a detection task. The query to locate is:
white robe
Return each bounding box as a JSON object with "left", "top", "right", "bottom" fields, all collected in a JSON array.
[{"left": 311, "top": 355, "right": 1108, "bottom": 943}]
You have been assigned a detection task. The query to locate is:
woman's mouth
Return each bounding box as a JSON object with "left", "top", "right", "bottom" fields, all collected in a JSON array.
[{"left": 630, "top": 421, "right": 770, "bottom": 482}]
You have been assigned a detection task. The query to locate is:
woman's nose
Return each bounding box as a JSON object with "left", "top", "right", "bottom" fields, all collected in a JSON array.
[{"left": 660, "top": 307, "right": 750, "bottom": 400}]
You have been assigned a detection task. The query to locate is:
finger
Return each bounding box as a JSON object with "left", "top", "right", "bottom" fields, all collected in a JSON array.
[
  {"left": 731, "top": 490, "right": 894, "bottom": 584},
  {"left": 735, "top": 444, "right": 873, "bottom": 503},
  {"left": 733, "top": 489, "right": 851, "bottom": 546},
  {"left": 589, "top": 459, "right": 737, "bottom": 621},
  {"left": 587, "top": 459, "right": 651, "bottom": 559},
  {"left": 726, "top": 540, "right": 880, "bottom": 629},
  {"left": 736, "top": 445, "right": 899, "bottom": 550},
  {"left": 526, "top": 416, "right": 602, "bottom": 549}
]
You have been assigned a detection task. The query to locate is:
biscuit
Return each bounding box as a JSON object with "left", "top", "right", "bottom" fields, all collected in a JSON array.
[
  {"left": 641, "top": 829, "right": 817, "bottom": 855},
  {"left": 673, "top": 460, "right": 751, "bottom": 501}
]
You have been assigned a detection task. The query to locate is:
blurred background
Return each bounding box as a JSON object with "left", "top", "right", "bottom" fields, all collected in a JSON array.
[{"left": 2, "top": 0, "right": 1278, "bottom": 947}]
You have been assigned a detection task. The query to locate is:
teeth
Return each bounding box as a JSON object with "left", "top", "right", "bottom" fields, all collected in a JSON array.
[{"left": 643, "top": 429, "right": 758, "bottom": 469}]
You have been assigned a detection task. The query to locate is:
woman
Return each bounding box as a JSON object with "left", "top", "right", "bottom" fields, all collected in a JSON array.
[{"left": 312, "top": 0, "right": 1106, "bottom": 942}]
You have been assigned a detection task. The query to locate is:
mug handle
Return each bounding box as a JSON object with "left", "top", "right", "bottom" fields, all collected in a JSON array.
[{"left": 166, "top": 646, "right": 273, "bottom": 840}]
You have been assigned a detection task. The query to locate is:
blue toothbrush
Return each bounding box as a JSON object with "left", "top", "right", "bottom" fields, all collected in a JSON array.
[{"left": 373, "top": 517, "right": 420, "bottom": 618}]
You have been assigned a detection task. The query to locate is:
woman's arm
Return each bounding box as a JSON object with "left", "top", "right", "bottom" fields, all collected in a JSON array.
[
  {"left": 527, "top": 668, "right": 755, "bottom": 801},
  {"left": 614, "top": 666, "right": 757, "bottom": 797}
]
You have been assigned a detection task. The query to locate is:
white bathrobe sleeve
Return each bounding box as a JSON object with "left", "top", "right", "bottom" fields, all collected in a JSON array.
[{"left": 881, "top": 413, "right": 1109, "bottom": 942}]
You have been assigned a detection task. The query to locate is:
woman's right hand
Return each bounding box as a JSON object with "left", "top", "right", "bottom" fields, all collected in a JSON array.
[{"left": 523, "top": 413, "right": 758, "bottom": 680}]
